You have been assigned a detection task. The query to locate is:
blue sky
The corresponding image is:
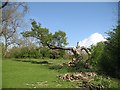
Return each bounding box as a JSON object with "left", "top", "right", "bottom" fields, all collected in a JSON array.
[{"left": 25, "top": 2, "right": 118, "bottom": 46}]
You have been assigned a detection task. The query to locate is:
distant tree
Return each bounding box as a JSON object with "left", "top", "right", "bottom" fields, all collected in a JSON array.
[{"left": 1, "top": 2, "right": 28, "bottom": 57}]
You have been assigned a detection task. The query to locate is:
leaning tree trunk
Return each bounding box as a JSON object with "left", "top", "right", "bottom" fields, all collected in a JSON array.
[{"left": 47, "top": 42, "right": 91, "bottom": 67}]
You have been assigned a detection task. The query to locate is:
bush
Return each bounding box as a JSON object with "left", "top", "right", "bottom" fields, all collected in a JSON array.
[
  {"left": 90, "top": 42, "right": 105, "bottom": 68},
  {"left": 99, "top": 26, "right": 120, "bottom": 78},
  {"left": 39, "top": 47, "right": 50, "bottom": 58},
  {"left": 90, "top": 26, "right": 120, "bottom": 78},
  {"left": 7, "top": 46, "right": 41, "bottom": 58},
  {"left": 49, "top": 49, "right": 65, "bottom": 59},
  {"left": 5, "top": 46, "right": 67, "bottom": 59},
  {"left": 91, "top": 76, "right": 120, "bottom": 88}
]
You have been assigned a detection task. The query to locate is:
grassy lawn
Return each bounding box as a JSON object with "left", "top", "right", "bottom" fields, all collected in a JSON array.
[
  {"left": 2, "top": 58, "right": 120, "bottom": 88},
  {"left": 2, "top": 58, "right": 77, "bottom": 88}
]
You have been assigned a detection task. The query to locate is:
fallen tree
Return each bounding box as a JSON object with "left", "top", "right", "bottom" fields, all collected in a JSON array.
[
  {"left": 47, "top": 42, "right": 91, "bottom": 67},
  {"left": 22, "top": 20, "right": 91, "bottom": 67}
]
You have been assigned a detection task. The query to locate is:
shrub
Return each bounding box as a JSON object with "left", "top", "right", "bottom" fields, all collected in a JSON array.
[
  {"left": 99, "top": 26, "right": 120, "bottom": 78},
  {"left": 90, "top": 42, "right": 105, "bottom": 68}
]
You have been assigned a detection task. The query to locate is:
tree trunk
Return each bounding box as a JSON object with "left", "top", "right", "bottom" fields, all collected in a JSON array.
[
  {"left": 3, "top": 35, "right": 8, "bottom": 57},
  {"left": 47, "top": 43, "right": 91, "bottom": 66}
]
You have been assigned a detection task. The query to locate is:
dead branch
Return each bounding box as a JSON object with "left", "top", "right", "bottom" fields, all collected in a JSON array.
[
  {"left": 0, "top": 0, "right": 9, "bottom": 9},
  {"left": 47, "top": 44, "right": 77, "bottom": 55}
]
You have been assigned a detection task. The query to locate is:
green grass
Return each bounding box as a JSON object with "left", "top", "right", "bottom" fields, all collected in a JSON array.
[
  {"left": 2, "top": 58, "right": 120, "bottom": 88},
  {"left": 2, "top": 58, "right": 76, "bottom": 88}
]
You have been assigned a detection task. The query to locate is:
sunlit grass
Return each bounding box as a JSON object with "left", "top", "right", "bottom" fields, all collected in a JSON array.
[
  {"left": 2, "top": 58, "right": 120, "bottom": 88},
  {"left": 2, "top": 59, "right": 75, "bottom": 88}
]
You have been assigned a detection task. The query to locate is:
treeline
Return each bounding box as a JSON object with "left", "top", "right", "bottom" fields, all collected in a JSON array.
[
  {"left": 1, "top": 19, "right": 72, "bottom": 59},
  {"left": 2, "top": 46, "right": 71, "bottom": 59}
]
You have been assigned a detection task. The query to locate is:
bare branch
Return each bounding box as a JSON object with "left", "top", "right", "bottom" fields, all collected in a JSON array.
[
  {"left": 81, "top": 46, "right": 91, "bottom": 55},
  {"left": 0, "top": 1, "right": 9, "bottom": 9}
]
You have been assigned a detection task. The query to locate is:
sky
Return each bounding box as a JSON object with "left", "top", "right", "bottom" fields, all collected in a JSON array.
[{"left": 25, "top": 2, "right": 118, "bottom": 47}]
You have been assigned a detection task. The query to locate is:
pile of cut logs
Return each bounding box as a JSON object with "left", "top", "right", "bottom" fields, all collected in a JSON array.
[{"left": 58, "top": 72, "right": 96, "bottom": 81}]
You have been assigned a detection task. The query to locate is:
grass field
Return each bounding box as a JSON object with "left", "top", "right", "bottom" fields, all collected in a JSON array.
[
  {"left": 2, "top": 58, "right": 78, "bottom": 88},
  {"left": 2, "top": 58, "right": 120, "bottom": 88}
]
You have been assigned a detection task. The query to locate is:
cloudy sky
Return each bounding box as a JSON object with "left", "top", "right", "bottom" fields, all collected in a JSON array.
[
  {"left": 25, "top": 2, "right": 118, "bottom": 47},
  {"left": 78, "top": 33, "right": 106, "bottom": 47}
]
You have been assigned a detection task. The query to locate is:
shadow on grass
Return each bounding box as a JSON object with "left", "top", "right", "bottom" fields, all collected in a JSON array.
[
  {"left": 48, "top": 62, "right": 94, "bottom": 73},
  {"left": 14, "top": 59, "right": 94, "bottom": 73},
  {"left": 14, "top": 59, "right": 31, "bottom": 62},
  {"left": 49, "top": 65, "right": 63, "bottom": 70},
  {"left": 14, "top": 59, "right": 50, "bottom": 65},
  {"left": 31, "top": 60, "right": 49, "bottom": 64}
]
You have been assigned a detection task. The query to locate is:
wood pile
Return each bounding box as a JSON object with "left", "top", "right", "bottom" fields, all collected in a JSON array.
[{"left": 58, "top": 72, "right": 96, "bottom": 81}]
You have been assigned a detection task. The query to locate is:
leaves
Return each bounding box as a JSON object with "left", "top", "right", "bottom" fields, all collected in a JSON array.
[{"left": 22, "top": 20, "right": 68, "bottom": 47}]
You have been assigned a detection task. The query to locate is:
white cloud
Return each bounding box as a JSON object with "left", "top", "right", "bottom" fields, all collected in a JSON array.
[{"left": 78, "top": 33, "right": 106, "bottom": 48}]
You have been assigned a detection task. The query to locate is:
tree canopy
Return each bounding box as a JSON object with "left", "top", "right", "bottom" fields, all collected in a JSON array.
[{"left": 22, "top": 20, "right": 68, "bottom": 48}]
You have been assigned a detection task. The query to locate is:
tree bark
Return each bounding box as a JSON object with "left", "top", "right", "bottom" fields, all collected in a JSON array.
[
  {"left": 47, "top": 44, "right": 77, "bottom": 55},
  {"left": 3, "top": 35, "right": 8, "bottom": 57},
  {"left": 47, "top": 43, "right": 91, "bottom": 56},
  {"left": 47, "top": 43, "right": 91, "bottom": 66}
]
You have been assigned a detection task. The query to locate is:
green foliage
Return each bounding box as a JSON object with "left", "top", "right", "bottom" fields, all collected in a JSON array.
[
  {"left": 90, "top": 25, "right": 120, "bottom": 78},
  {"left": 91, "top": 76, "right": 120, "bottom": 88},
  {"left": 6, "top": 46, "right": 66, "bottom": 59},
  {"left": 22, "top": 20, "right": 68, "bottom": 47},
  {"left": 49, "top": 49, "right": 65, "bottom": 59},
  {"left": 49, "top": 50, "right": 59, "bottom": 59},
  {"left": 7, "top": 46, "right": 40, "bottom": 58},
  {"left": 58, "top": 49, "right": 66, "bottom": 58},
  {"left": 53, "top": 31, "right": 68, "bottom": 46},
  {"left": 22, "top": 20, "right": 50, "bottom": 47},
  {"left": 20, "top": 20, "right": 68, "bottom": 59},
  {"left": 99, "top": 25, "right": 120, "bottom": 78},
  {"left": 68, "top": 61, "right": 94, "bottom": 72},
  {"left": 39, "top": 47, "right": 50, "bottom": 58},
  {"left": 90, "top": 42, "right": 105, "bottom": 68}
]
